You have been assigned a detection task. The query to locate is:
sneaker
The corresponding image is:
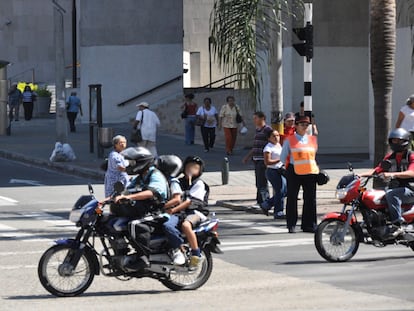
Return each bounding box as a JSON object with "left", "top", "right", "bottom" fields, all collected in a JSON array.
[
  {"left": 189, "top": 255, "right": 203, "bottom": 269},
  {"left": 274, "top": 211, "right": 286, "bottom": 219},
  {"left": 391, "top": 226, "right": 404, "bottom": 238},
  {"left": 172, "top": 249, "right": 185, "bottom": 265},
  {"left": 259, "top": 203, "right": 270, "bottom": 216}
]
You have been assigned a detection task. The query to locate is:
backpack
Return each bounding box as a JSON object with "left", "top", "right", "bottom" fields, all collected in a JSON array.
[{"left": 179, "top": 177, "right": 210, "bottom": 216}]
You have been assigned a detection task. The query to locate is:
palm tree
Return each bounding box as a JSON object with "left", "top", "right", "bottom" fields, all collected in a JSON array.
[
  {"left": 370, "top": 0, "right": 396, "bottom": 183},
  {"left": 210, "top": 0, "right": 302, "bottom": 129}
]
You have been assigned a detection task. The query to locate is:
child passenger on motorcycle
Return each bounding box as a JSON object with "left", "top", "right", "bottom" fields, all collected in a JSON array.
[{"left": 164, "top": 156, "right": 209, "bottom": 268}]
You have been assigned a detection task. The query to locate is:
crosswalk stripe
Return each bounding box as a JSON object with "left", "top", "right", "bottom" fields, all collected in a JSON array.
[
  {"left": 0, "top": 195, "right": 18, "bottom": 206},
  {"left": 220, "top": 219, "right": 287, "bottom": 233},
  {"left": 221, "top": 238, "right": 313, "bottom": 251}
]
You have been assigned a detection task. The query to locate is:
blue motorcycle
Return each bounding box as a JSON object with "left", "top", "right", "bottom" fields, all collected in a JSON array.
[{"left": 37, "top": 183, "right": 222, "bottom": 297}]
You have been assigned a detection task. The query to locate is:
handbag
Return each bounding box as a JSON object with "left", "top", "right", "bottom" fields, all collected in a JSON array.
[
  {"left": 130, "top": 129, "right": 142, "bottom": 143},
  {"left": 235, "top": 106, "right": 243, "bottom": 124},
  {"left": 181, "top": 104, "right": 188, "bottom": 119},
  {"left": 130, "top": 110, "right": 144, "bottom": 143},
  {"left": 195, "top": 108, "right": 205, "bottom": 126}
]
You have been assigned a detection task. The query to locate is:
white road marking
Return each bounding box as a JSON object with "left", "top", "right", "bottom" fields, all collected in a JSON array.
[
  {"left": 0, "top": 265, "right": 37, "bottom": 270},
  {"left": 9, "top": 178, "right": 44, "bottom": 186},
  {"left": 0, "top": 223, "right": 49, "bottom": 242},
  {"left": 0, "top": 195, "right": 18, "bottom": 206},
  {"left": 19, "top": 212, "right": 76, "bottom": 230},
  {"left": 219, "top": 219, "right": 288, "bottom": 233},
  {"left": 0, "top": 250, "right": 44, "bottom": 256},
  {"left": 221, "top": 238, "right": 314, "bottom": 251}
]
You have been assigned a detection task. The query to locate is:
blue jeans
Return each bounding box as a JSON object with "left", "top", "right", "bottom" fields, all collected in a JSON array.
[
  {"left": 385, "top": 187, "right": 414, "bottom": 224},
  {"left": 163, "top": 215, "right": 183, "bottom": 249},
  {"left": 263, "top": 168, "right": 286, "bottom": 215},
  {"left": 185, "top": 116, "right": 196, "bottom": 144}
]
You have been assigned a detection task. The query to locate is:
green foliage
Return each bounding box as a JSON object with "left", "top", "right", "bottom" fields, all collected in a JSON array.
[
  {"left": 36, "top": 87, "right": 52, "bottom": 98},
  {"left": 210, "top": 0, "right": 303, "bottom": 102}
]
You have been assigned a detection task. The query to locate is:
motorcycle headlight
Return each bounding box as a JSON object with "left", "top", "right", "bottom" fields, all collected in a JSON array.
[
  {"left": 69, "top": 208, "right": 84, "bottom": 223},
  {"left": 336, "top": 189, "right": 348, "bottom": 200}
]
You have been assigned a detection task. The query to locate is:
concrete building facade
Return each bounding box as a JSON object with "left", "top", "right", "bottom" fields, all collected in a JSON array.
[{"left": 1, "top": 0, "right": 414, "bottom": 157}]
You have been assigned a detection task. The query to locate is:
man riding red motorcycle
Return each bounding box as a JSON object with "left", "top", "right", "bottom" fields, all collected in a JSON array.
[{"left": 361, "top": 128, "right": 414, "bottom": 237}]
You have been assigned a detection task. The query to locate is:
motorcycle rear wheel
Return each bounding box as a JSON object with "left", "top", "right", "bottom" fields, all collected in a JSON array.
[
  {"left": 38, "top": 245, "right": 95, "bottom": 297},
  {"left": 161, "top": 249, "right": 213, "bottom": 291},
  {"left": 315, "top": 219, "right": 359, "bottom": 262}
]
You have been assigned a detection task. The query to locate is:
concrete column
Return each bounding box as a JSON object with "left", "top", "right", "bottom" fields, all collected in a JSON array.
[{"left": 0, "top": 61, "right": 9, "bottom": 136}]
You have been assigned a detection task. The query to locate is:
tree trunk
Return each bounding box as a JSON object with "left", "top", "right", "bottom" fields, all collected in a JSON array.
[{"left": 370, "top": 0, "right": 396, "bottom": 187}]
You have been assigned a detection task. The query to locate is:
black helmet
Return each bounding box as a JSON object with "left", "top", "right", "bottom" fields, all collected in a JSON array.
[
  {"left": 316, "top": 170, "right": 330, "bottom": 185},
  {"left": 156, "top": 155, "right": 182, "bottom": 178},
  {"left": 121, "top": 147, "right": 154, "bottom": 175},
  {"left": 388, "top": 128, "right": 411, "bottom": 152},
  {"left": 183, "top": 155, "right": 205, "bottom": 178}
]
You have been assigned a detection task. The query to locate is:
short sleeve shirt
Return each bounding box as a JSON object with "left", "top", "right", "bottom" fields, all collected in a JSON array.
[
  {"left": 400, "top": 105, "right": 414, "bottom": 132},
  {"left": 263, "top": 142, "right": 283, "bottom": 169},
  {"left": 197, "top": 106, "right": 217, "bottom": 128},
  {"left": 219, "top": 104, "right": 241, "bottom": 129}
]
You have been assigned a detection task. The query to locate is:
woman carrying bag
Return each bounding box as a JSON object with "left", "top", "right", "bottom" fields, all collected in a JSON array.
[{"left": 196, "top": 97, "right": 218, "bottom": 152}]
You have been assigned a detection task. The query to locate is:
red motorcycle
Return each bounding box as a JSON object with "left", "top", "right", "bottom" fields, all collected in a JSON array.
[{"left": 315, "top": 164, "right": 414, "bottom": 262}]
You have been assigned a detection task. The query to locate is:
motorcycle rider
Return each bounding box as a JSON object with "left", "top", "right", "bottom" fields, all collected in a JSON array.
[
  {"left": 361, "top": 128, "right": 414, "bottom": 237},
  {"left": 114, "top": 147, "right": 169, "bottom": 270}
]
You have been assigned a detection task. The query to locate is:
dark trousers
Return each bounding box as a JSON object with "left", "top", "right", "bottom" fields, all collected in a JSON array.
[
  {"left": 23, "top": 102, "right": 33, "bottom": 120},
  {"left": 254, "top": 160, "right": 269, "bottom": 204},
  {"left": 286, "top": 166, "right": 317, "bottom": 230},
  {"left": 201, "top": 126, "right": 216, "bottom": 150},
  {"left": 67, "top": 111, "right": 78, "bottom": 132}
]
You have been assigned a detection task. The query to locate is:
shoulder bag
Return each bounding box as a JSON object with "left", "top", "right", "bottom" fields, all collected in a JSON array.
[{"left": 130, "top": 111, "right": 144, "bottom": 143}]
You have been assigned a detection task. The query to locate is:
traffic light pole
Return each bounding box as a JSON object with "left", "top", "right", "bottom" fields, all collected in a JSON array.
[{"left": 303, "top": 4, "right": 313, "bottom": 128}]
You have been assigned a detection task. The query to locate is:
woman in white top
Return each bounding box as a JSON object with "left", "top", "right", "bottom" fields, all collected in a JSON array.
[
  {"left": 196, "top": 97, "right": 218, "bottom": 152},
  {"left": 395, "top": 95, "right": 414, "bottom": 149},
  {"left": 260, "top": 130, "right": 287, "bottom": 219}
]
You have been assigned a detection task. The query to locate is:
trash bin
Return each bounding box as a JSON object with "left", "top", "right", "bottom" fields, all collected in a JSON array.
[{"left": 98, "top": 127, "right": 114, "bottom": 148}]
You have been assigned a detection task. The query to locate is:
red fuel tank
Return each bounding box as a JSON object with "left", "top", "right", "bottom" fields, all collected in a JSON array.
[{"left": 361, "top": 189, "right": 387, "bottom": 210}]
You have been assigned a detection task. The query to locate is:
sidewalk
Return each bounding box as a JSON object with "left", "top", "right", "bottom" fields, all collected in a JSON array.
[{"left": 0, "top": 117, "right": 373, "bottom": 216}]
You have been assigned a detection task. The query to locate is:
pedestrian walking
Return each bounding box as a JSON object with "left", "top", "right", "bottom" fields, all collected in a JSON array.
[
  {"left": 8, "top": 84, "right": 22, "bottom": 121},
  {"left": 218, "top": 96, "right": 245, "bottom": 155},
  {"left": 104, "top": 135, "right": 129, "bottom": 197},
  {"left": 260, "top": 129, "right": 287, "bottom": 219},
  {"left": 395, "top": 94, "right": 414, "bottom": 149},
  {"left": 133, "top": 102, "right": 160, "bottom": 157},
  {"left": 22, "top": 85, "right": 36, "bottom": 120},
  {"left": 196, "top": 97, "right": 218, "bottom": 152},
  {"left": 295, "top": 101, "right": 318, "bottom": 136},
  {"left": 242, "top": 111, "right": 273, "bottom": 207},
  {"left": 280, "top": 116, "right": 319, "bottom": 234},
  {"left": 181, "top": 93, "right": 198, "bottom": 145},
  {"left": 66, "top": 92, "right": 83, "bottom": 132}
]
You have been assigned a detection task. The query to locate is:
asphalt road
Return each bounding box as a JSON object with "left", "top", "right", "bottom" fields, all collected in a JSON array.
[{"left": 1, "top": 160, "right": 414, "bottom": 310}]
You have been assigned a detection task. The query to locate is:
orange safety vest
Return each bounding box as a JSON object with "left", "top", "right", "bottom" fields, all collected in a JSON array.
[{"left": 288, "top": 135, "right": 319, "bottom": 175}]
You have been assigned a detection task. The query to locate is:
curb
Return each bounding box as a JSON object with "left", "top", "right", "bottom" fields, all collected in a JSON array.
[{"left": 0, "top": 149, "right": 104, "bottom": 181}]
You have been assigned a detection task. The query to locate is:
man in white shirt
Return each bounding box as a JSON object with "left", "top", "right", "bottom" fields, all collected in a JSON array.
[{"left": 133, "top": 102, "right": 160, "bottom": 156}]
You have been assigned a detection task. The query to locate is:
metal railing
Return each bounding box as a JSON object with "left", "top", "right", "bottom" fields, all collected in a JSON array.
[
  {"left": 8, "top": 67, "right": 36, "bottom": 84},
  {"left": 117, "top": 75, "right": 182, "bottom": 107},
  {"left": 200, "top": 72, "right": 246, "bottom": 89}
]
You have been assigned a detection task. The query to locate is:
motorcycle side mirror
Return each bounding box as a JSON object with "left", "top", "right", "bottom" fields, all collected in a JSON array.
[
  {"left": 380, "top": 160, "right": 392, "bottom": 172},
  {"left": 113, "top": 181, "right": 125, "bottom": 194},
  {"left": 347, "top": 162, "right": 353, "bottom": 172},
  {"left": 88, "top": 183, "right": 94, "bottom": 195}
]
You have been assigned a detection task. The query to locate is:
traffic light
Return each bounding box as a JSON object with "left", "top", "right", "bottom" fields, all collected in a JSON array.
[{"left": 293, "top": 22, "right": 313, "bottom": 61}]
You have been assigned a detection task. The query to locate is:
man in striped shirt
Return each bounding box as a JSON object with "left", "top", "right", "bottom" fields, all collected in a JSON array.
[{"left": 243, "top": 111, "right": 273, "bottom": 207}]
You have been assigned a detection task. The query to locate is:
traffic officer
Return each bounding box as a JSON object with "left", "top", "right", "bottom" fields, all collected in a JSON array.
[{"left": 280, "top": 116, "right": 319, "bottom": 233}]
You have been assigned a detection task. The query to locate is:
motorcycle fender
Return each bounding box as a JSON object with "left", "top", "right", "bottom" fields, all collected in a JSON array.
[
  {"left": 54, "top": 238, "right": 100, "bottom": 275},
  {"left": 203, "top": 236, "right": 223, "bottom": 254},
  {"left": 322, "top": 212, "right": 357, "bottom": 224}
]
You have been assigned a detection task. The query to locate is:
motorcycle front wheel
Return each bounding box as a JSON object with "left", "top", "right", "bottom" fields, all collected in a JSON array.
[
  {"left": 315, "top": 219, "right": 360, "bottom": 262},
  {"left": 38, "top": 244, "right": 95, "bottom": 297},
  {"left": 161, "top": 249, "right": 213, "bottom": 291}
]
